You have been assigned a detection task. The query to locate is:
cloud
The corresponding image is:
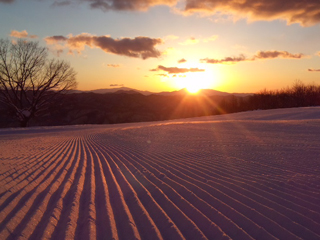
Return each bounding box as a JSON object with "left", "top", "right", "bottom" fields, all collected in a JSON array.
[
  {"left": 178, "top": 58, "right": 187, "bottom": 63},
  {"left": 162, "top": 47, "right": 178, "bottom": 56},
  {"left": 201, "top": 50, "right": 306, "bottom": 64},
  {"left": 179, "top": 35, "right": 218, "bottom": 45},
  {"left": 0, "top": 0, "right": 14, "bottom": 3},
  {"left": 254, "top": 50, "right": 304, "bottom": 59},
  {"left": 151, "top": 65, "right": 205, "bottom": 74},
  {"left": 201, "top": 54, "right": 247, "bottom": 64},
  {"left": 156, "top": 73, "right": 169, "bottom": 77},
  {"left": 84, "top": 0, "right": 177, "bottom": 11},
  {"left": 6, "top": 0, "right": 318, "bottom": 26},
  {"left": 179, "top": 37, "right": 199, "bottom": 45},
  {"left": 45, "top": 35, "right": 68, "bottom": 44},
  {"left": 10, "top": 30, "right": 38, "bottom": 39},
  {"left": 184, "top": 0, "right": 320, "bottom": 26},
  {"left": 164, "top": 35, "right": 179, "bottom": 41},
  {"left": 308, "top": 68, "right": 320, "bottom": 72},
  {"left": 107, "top": 64, "right": 121, "bottom": 68},
  {"left": 52, "top": 1, "right": 72, "bottom": 7},
  {"left": 110, "top": 84, "right": 124, "bottom": 87},
  {"left": 203, "top": 35, "right": 218, "bottom": 42},
  {"left": 45, "top": 33, "right": 163, "bottom": 59}
]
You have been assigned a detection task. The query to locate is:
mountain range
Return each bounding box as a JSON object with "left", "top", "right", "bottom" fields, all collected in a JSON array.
[{"left": 79, "top": 87, "right": 252, "bottom": 97}]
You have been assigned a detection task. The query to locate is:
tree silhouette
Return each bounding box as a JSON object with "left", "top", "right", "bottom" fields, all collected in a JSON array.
[{"left": 0, "top": 39, "right": 77, "bottom": 127}]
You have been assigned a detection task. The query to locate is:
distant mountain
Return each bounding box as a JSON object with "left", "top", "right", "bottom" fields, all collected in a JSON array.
[
  {"left": 154, "top": 88, "right": 252, "bottom": 97},
  {"left": 76, "top": 87, "right": 252, "bottom": 97},
  {"left": 88, "top": 87, "right": 154, "bottom": 96}
]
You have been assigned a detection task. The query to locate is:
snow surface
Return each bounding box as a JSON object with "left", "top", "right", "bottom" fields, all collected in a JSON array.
[{"left": 0, "top": 107, "right": 320, "bottom": 239}]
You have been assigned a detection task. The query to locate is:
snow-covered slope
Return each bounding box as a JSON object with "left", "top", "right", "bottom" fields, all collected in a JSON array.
[{"left": 1, "top": 107, "right": 320, "bottom": 239}]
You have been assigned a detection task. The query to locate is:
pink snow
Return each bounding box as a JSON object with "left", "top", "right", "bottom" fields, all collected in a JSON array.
[{"left": 0, "top": 107, "right": 320, "bottom": 239}]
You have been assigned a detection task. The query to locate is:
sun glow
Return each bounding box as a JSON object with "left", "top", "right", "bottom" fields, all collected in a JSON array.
[
  {"left": 186, "top": 82, "right": 202, "bottom": 94},
  {"left": 175, "top": 70, "right": 217, "bottom": 94}
]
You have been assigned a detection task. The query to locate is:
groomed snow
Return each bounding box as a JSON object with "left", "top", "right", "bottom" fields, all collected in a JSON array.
[{"left": 0, "top": 107, "right": 320, "bottom": 239}]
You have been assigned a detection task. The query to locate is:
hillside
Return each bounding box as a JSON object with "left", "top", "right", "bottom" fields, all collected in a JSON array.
[
  {"left": 0, "top": 91, "right": 244, "bottom": 128},
  {"left": 0, "top": 107, "right": 320, "bottom": 239}
]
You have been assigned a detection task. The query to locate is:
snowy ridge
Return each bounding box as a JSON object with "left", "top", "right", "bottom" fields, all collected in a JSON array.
[{"left": 0, "top": 107, "right": 320, "bottom": 239}]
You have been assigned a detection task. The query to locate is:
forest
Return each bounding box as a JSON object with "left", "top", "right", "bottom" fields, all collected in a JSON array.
[{"left": 1, "top": 81, "right": 320, "bottom": 128}]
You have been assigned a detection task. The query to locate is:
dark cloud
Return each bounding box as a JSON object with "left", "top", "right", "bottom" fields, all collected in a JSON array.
[
  {"left": 86, "top": 0, "right": 176, "bottom": 11},
  {"left": 44, "top": 35, "right": 68, "bottom": 43},
  {"left": 0, "top": 0, "right": 175, "bottom": 9},
  {"left": 110, "top": 84, "right": 124, "bottom": 86},
  {"left": 4, "top": 0, "right": 320, "bottom": 26},
  {"left": 201, "top": 54, "right": 247, "bottom": 64},
  {"left": 254, "top": 50, "right": 304, "bottom": 59},
  {"left": 0, "top": 0, "right": 15, "bottom": 3},
  {"left": 151, "top": 65, "right": 205, "bottom": 74},
  {"left": 184, "top": 0, "right": 320, "bottom": 26},
  {"left": 45, "top": 33, "right": 163, "bottom": 59},
  {"left": 308, "top": 68, "right": 320, "bottom": 72},
  {"left": 201, "top": 51, "right": 306, "bottom": 64},
  {"left": 52, "top": 1, "right": 72, "bottom": 7},
  {"left": 10, "top": 30, "right": 38, "bottom": 39},
  {"left": 178, "top": 58, "right": 187, "bottom": 63}
]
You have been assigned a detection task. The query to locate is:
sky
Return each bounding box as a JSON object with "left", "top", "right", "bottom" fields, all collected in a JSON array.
[{"left": 1, "top": 0, "right": 320, "bottom": 93}]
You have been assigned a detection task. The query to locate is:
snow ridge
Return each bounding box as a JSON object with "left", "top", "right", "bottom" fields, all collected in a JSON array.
[{"left": 0, "top": 107, "right": 320, "bottom": 239}]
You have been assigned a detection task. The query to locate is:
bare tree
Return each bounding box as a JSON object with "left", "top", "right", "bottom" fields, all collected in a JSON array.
[{"left": 0, "top": 39, "right": 77, "bottom": 127}]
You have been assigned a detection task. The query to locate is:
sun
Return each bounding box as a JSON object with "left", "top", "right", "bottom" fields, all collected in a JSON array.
[
  {"left": 186, "top": 83, "right": 202, "bottom": 94},
  {"left": 176, "top": 70, "right": 216, "bottom": 94}
]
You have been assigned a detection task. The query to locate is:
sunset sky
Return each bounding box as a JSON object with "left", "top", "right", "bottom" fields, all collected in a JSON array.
[{"left": 1, "top": 0, "right": 320, "bottom": 93}]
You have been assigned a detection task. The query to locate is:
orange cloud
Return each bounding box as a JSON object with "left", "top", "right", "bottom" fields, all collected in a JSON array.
[
  {"left": 203, "top": 35, "right": 218, "bottom": 42},
  {"left": 10, "top": 30, "right": 38, "bottom": 39},
  {"left": 179, "top": 37, "right": 199, "bottom": 45},
  {"left": 254, "top": 50, "right": 304, "bottom": 59},
  {"left": 151, "top": 65, "right": 205, "bottom": 74},
  {"left": 178, "top": 58, "right": 187, "bottom": 63},
  {"left": 45, "top": 33, "right": 163, "bottom": 59},
  {"left": 163, "top": 35, "right": 179, "bottom": 41},
  {"left": 201, "top": 50, "right": 306, "bottom": 64},
  {"left": 107, "top": 64, "right": 121, "bottom": 68},
  {"left": 4, "top": 1, "right": 318, "bottom": 27},
  {"left": 179, "top": 35, "right": 218, "bottom": 45},
  {"left": 157, "top": 73, "right": 169, "bottom": 77},
  {"left": 308, "top": 69, "right": 320, "bottom": 72},
  {"left": 201, "top": 54, "right": 247, "bottom": 64},
  {"left": 184, "top": 0, "right": 320, "bottom": 26}
]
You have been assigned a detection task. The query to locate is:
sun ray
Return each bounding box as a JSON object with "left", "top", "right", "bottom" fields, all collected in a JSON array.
[{"left": 175, "top": 69, "right": 217, "bottom": 94}]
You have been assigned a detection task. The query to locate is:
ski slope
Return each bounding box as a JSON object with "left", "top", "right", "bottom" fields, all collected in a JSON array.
[{"left": 1, "top": 107, "right": 320, "bottom": 239}]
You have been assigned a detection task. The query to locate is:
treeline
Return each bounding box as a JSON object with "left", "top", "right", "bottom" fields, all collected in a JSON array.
[
  {"left": 218, "top": 81, "right": 320, "bottom": 114},
  {"left": 1, "top": 81, "right": 319, "bottom": 128},
  {"left": 0, "top": 92, "right": 228, "bottom": 127},
  {"left": 245, "top": 81, "right": 320, "bottom": 111}
]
